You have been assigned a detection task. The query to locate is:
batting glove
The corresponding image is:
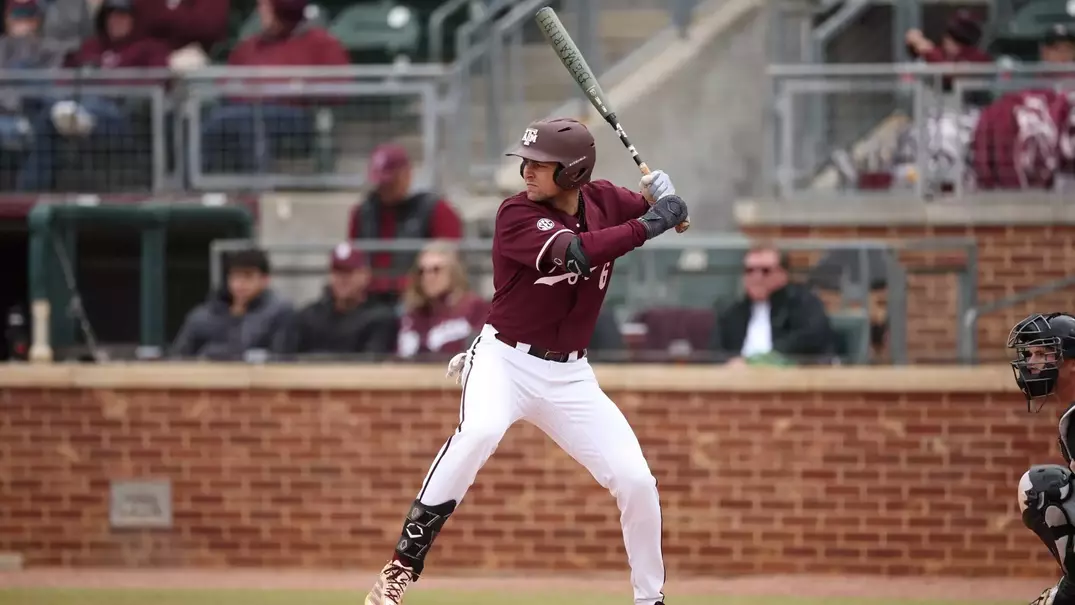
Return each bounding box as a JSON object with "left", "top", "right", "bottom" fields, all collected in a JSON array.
[
  {"left": 639, "top": 170, "right": 675, "bottom": 204},
  {"left": 446, "top": 351, "right": 468, "bottom": 385}
]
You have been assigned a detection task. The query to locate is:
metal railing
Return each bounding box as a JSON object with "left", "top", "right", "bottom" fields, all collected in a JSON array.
[
  {"left": 768, "top": 62, "right": 1075, "bottom": 201},
  {"left": 444, "top": 0, "right": 702, "bottom": 183},
  {"left": 0, "top": 65, "right": 450, "bottom": 194},
  {"left": 208, "top": 235, "right": 979, "bottom": 365},
  {"left": 961, "top": 274, "right": 1075, "bottom": 365}
]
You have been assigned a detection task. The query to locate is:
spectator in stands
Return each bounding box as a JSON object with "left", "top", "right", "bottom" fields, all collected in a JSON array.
[
  {"left": 41, "top": 0, "right": 96, "bottom": 54},
  {"left": 0, "top": 0, "right": 69, "bottom": 153},
  {"left": 397, "top": 240, "right": 487, "bottom": 360},
  {"left": 199, "top": 0, "right": 348, "bottom": 175},
  {"left": 349, "top": 143, "right": 464, "bottom": 306},
  {"left": 133, "top": 0, "right": 229, "bottom": 70},
  {"left": 169, "top": 248, "right": 294, "bottom": 361},
  {"left": 1040, "top": 24, "right": 1075, "bottom": 64},
  {"left": 15, "top": 0, "right": 170, "bottom": 191},
  {"left": 280, "top": 243, "right": 399, "bottom": 357},
  {"left": 708, "top": 243, "right": 835, "bottom": 366},
  {"left": 905, "top": 11, "right": 991, "bottom": 65}
]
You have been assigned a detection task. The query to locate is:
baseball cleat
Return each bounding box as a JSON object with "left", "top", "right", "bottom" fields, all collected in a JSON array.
[
  {"left": 1030, "top": 585, "right": 1058, "bottom": 605},
  {"left": 364, "top": 560, "right": 417, "bottom": 605}
]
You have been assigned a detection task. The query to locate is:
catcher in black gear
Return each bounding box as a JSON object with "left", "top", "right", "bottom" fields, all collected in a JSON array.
[{"left": 1010, "top": 313, "right": 1075, "bottom": 605}]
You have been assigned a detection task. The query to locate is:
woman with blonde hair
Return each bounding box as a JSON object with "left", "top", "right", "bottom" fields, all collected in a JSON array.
[{"left": 397, "top": 240, "right": 489, "bottom": 360}]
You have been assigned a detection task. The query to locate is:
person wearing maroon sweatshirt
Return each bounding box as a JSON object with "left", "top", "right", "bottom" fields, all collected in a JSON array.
[
  {"left": 199, "top": 0, "right": 348, "bottom": 175},
  {"left": 905, "top": 11, "right": 992, "bottom": 64},
  {"left": 16, "top": 0, "right": 170, "bottom": 191},
  {"left": 396, "top": 241, "right": 489, "bottom": 361},
  {"left": 133, "top": 0, "right": 229, "bottom": 54}
]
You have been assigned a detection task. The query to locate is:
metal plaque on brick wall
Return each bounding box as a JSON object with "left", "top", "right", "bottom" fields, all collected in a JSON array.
[{"left": 109, "top": 479, "right": 172, "bottom": 529}]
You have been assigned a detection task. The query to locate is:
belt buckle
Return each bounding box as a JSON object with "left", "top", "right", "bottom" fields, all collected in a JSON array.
[{"left": 543, "top": 349, "right": 564, "bottom": 362}]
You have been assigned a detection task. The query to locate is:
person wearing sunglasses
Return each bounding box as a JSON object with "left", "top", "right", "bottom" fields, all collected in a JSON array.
[
  {"left": 396, "top": 240, "right": 489, "bottom": 361},
  {"left": 708, "top": 242, "right": 835, "bottom": 366}
]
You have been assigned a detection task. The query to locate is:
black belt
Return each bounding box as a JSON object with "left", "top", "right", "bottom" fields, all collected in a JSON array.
[{"left": 494, "top": 333, "right": 585, "bottom": 363}]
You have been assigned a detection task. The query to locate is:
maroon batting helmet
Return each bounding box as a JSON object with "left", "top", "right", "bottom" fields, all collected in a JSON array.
[{"left": 505, "top": 118, "right": 596, "bottom": 190}]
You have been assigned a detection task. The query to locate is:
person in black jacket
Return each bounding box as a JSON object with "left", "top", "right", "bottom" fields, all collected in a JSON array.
[
  {"left": 281, "top": 243, "right": 399, "bottom": 358},
  {"left": 709, "top": 243, "right": 835, "bottom": 365}
]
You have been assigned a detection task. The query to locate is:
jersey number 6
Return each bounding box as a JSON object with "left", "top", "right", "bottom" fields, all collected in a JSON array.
[{"left": 599, "top": 263, "right": 610, "bottom": 291}]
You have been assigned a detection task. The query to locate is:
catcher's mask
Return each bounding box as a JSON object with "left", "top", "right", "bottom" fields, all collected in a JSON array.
[{"left": 1007, "top": 312, "right": 1075, "bottom": 412}]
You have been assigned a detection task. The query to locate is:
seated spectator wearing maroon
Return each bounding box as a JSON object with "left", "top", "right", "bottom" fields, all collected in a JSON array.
[
  {"left": 200, "top": 0, "right": 348, "bottom": 175},
  {"left": 133, "top": 0, "right": 229, "bottom": 61},
  {"left": 279, "top": 243, "right": 399, "bottom": 358},
  {"left": 905, "top": 11, "right": 992, "bottom": 95},
  {"left": 972, "top": 25, "right": 1075, "bottom": 191},
  {"left": 905, "top": 11, "right": 991, "bottom": 64},
  {"left": 397, "top": 241, "right": 488, "bottom": 361},
  {"left": 349, "top": 143, "right": 463, "bottom": 306},
  {"left": 16, "top": 0, "right": 170, "bottom": 191}
]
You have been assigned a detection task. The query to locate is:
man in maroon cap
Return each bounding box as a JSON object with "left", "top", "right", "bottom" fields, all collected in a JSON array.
[
  {"left": 279, "top": 242, "right": 399, "bottom": 357},
  {"left": 348, "top": 143, "right": 463, "bottom": 305}
]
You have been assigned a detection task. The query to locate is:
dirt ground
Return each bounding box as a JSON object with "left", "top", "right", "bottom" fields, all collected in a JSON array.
[{"left": 0, "top": 568, "right": 1054, "bottom": 602}]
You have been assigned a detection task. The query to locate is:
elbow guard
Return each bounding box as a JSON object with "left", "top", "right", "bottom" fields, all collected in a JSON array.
[{"left": 564, "top": 236, "right": 592, "bottom": 277}]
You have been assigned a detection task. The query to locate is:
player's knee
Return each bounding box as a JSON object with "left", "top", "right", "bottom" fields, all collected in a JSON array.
[
  {"left": 1020, "top": 464, "right": 1072, "bottom": 518},
  {"left": 608, "top": 464, "right": 657, "bottom": 498},
  {"left": 459, "top": 422, "right": 506, "bottom": 454}
]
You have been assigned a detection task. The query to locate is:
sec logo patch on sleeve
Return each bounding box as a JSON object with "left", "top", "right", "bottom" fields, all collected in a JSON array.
[{"left": 536, "top": 218, "right": 555, "bottom": 231}]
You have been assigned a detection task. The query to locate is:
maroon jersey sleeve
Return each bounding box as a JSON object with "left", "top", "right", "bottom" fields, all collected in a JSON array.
[
  {"left": 495, "top": 201, "right": 576, "bottom": 272},
  {"left": 585, "top": 179, "right": 650, "bottom": 222}
]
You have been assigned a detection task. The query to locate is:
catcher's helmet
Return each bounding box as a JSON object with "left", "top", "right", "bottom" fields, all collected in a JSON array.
[
  {"left": 1007, "top": 312, "right": 1075, "bottom": 411},
  {"left": 505, "top": 118, "right": 596, "bottom": 190}
]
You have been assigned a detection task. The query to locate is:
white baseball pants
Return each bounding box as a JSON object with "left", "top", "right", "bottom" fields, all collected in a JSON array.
[{"left": 416, "top": 324, "right": 666, "bottom": 605}]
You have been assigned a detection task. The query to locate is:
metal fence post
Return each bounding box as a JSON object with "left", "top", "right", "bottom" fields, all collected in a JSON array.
[{"left": 885, "top": 250, "right": 909, "bottom": 365}]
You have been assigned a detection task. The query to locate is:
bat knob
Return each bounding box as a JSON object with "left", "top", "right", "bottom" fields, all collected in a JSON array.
[{"left": 675, "top": 219, "right": 691, "bottom": 234}]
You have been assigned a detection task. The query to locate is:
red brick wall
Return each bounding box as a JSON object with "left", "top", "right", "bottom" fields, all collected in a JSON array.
[
  {"left": 741, "top": 225, "right": 1075, "bottom": 363},
  {"left": 0, "top": 384, "right": 1061, "bottom": 577}
]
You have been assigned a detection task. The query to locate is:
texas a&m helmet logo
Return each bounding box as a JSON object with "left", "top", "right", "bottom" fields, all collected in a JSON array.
[{"left": 521, "top": 128, "right": 539, "bottom": 146}]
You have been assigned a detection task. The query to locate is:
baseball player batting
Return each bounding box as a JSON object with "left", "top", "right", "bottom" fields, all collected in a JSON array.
[
  {"left": 363, "top": 117, "right": 689, "bottom": 605},
  {"left": 1009, "top": 313, "right": 1075, "bottom": 605}
]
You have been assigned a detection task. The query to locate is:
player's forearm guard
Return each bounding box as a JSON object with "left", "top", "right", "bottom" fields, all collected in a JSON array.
[{"left": 394, "top": 499, "right": 457, "bottom": 575}]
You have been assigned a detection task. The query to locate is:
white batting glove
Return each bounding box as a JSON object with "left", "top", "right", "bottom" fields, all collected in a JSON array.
[
  {"left": 640, "top": 170, "right": 675, "bottom": 204},
  {"left": 446, "top": 351, "right": 468, "bottom": 385}
]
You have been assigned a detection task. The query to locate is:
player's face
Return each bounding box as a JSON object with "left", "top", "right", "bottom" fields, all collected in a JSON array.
[
  {"left": 1024, "top": 345, "right": 1059, "bottom": 375},
  {"left": 418, "top": 252, "right": 452, "bottom": 299},
  {"left": 521, "top": 160, "right": 560, "bottom": 201}
]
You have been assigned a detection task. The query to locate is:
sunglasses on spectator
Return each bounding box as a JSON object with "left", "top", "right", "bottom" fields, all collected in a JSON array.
[
  {"left": 743, "top": 265, "right": 777, "bottom": 275},
  {"left": 419, "top": 264, "right": 446, "bottom": 275}
]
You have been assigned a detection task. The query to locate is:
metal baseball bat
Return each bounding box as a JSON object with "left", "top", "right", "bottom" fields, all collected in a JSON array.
[{"left": 534, "top": 6, "right": 690, "bottom": 233}]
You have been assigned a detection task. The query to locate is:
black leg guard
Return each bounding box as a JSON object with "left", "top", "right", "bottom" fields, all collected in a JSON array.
[
  {"left": 1022, "top": 464, "right": 1075, "bottom": 578},
  {"left": 393, "top": 499, "right": 456, "bottom": 576},
  {"left": 1056, "top": 577, "right": 1075, "bottom": 605}
]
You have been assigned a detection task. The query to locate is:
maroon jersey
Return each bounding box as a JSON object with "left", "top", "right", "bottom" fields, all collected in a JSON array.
[
  {"left": 973, "top": 88, "right": 1075, "bottom": 189},
  {"left": 485, "top": 179, "right": 650, "bottom": 352},
  {"left": 397, "top": 293, "right": 490, "bottom": 359}
]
